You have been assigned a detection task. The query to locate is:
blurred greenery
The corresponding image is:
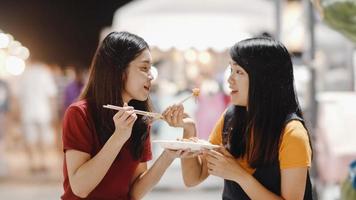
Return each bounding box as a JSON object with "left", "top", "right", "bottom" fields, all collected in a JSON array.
[{"left": 320, "top": 0, "right": 356, "bottom": 43}]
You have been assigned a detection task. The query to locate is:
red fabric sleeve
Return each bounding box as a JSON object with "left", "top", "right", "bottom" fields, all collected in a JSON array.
[{"left": 62, "top": 106, "right": 94, "bottom": 154}]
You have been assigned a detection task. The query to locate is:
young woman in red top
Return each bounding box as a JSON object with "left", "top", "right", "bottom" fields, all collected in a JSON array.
[{"left": 61, "top": 31, "right": 181, "bottom": 200}]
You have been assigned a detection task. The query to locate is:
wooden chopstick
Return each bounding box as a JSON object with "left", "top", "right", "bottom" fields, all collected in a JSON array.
[
  {"left": 178, "top": 94, "right": 193, "bottom": 104},
  {"left": 178, "top": 88, "right": 200, "bottom": 104},
  {"left": 103, "top": 104, "right": 163, "bottom": 119}
]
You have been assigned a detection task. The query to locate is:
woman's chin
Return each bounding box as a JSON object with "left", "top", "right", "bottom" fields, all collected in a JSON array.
[
  {"left": 231, "top": 100, "right": 246, "bottom": 107},
  {"left": 134, "top": 95, "right": 148, "bottom": 102}
]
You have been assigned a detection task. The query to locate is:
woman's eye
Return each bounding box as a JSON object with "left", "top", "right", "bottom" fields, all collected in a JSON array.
[{"left": 141, "top": 66, "right": 149, "bottom": 72}]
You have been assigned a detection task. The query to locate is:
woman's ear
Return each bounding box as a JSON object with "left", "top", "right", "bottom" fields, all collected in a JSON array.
[{"left": 122, "top": 69, "right": 128, "bottom": 84}]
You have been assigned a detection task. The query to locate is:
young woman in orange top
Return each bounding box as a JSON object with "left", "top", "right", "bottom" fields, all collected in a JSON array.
[{"left": 164, "top": 37, "right": 313, "bottom": 200}]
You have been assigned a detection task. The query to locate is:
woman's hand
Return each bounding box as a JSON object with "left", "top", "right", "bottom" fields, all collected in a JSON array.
[
  {"left": 113, "top": 103, "right": 137, "bottom": 142},
  {"left": 204, "top": 147, "right": 247, "bottom": 182},
  {"left": 162, "top": 138, "right": 202, "bottom": 160},
  {"left": 162, "top": 104, "right": 185, "bottom": 127},
  {"left": 162, "top": 104, "right": 196, "bottom": 131},
  {"left": 163, "top": 148, "right": 202, "bottom": 161}
]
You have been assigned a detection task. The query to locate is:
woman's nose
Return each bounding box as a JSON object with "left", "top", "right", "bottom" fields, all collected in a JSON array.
[
  {"left": 148, "top": 72, "right": 154, "bottom": 81},
  {"left": 228, "top": 73, "right": 234, "bottom": 85},
  {"left": 149, "top": 67, "right": 158, "bottom": 81}
]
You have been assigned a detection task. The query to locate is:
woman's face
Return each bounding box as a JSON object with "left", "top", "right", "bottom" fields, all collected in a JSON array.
[
  {"left": 122, "top": 49, "right": 153, "bottom": 103},
  {"left": 228, "top": 60, "right": 249, "bottom": 107}
]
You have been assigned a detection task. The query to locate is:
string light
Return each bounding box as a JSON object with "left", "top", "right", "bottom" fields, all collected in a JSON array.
[{"left": 0, "top": 30, "right": 30, "bottom": 76}]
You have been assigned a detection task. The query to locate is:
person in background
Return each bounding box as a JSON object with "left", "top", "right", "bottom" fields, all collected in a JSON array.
[
  {"left": 18, "top": 61, "right": 58, "bottom": 173},
  {"left": 63, "top": 67, "right": 86, "bottom": 111},
  {"left": 0, "top": 78, "right": 10, "bottom": 176}
]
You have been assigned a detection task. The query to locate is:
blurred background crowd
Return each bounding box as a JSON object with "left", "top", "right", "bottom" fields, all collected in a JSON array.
[{"left": 0, "top": 0, "right": 355, "bottom": 199}]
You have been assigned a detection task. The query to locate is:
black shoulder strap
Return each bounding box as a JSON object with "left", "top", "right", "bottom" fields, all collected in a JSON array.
[
  {"left": 222, "top": 109, "right": 303, "bottom": 147},
  {"left": 285, "top": 112, "right": 304, "bottom": 124},
  {"left": 222, "top": 105, "right": 236, "bottom": 148}
]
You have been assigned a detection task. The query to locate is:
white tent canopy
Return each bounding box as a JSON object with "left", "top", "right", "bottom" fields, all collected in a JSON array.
[{"left": 111, "top": 0, "right": 275, "bottom": 51}]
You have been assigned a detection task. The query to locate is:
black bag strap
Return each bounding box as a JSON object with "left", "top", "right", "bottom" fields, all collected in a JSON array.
[
  {"left": 222, "top": 107, "right": 303, "bottom": 148},
  {"left": 222, "top": 105, "right": 236, "bottom": 148},
  {"left": 285, "top": 112, "right": 304, "bottom": 124}
]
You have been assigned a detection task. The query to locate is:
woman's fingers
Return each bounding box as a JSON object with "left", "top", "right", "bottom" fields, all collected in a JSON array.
[
  {"left": 190, "top": 151, "right": 202, "bottom": 157},
  {"left": 162, "top": 106, "right": 171, "bottom": 116},
  {"left": 190, "top": 137, "right": 199, "bottom": 142},
  {"left": 163, "top": 148, "right": 202, "bottom": 159},
  {"left": 207, "top": 159, "right": 217, "bottom": 173},
  {"left": 180, "top": 149, "right": 194, "bottom": 158},
  {"left": 126, "top": 113, "right": 137, "bottom": 125},
  {"left": 175, "top": 150, "right": 183, "bottom": 156},
  {"left": 123, "top": 109, "right": 133, "bottom": 119},
  {"left": 207, "top": 160, "right": 216, "bottom": 167},
  {"left": 113, "top": 110, "right": 124, "bottom": 121},
  {"left": 207, "top": 149, "right": 223, "bottom": 159},
  {"left": 113, "top": 107, "right": 136, "bottom": 128},
  {"left": 118, "top": 110, "right": 132, "bottom": 125},
  {"left": 171, "top": 104, "right": 183, "bottom": 125},
  {"left": 171, "top": 108, "right": 179, "bottom": 125},
  {"left": 162, "top": 106, "right": 173, "bottom": 122},
  {"left": 162, "top": 104, "right": 185, "bottom": 126},
  {"left": 114, "top": 105, "right": 133, "bottom": 119},
  {"left": 177, "top": 107, "right": 183, "bottom": 124},
  {"left": 216, "top": 147, "right": 233, "bottom": 157}
]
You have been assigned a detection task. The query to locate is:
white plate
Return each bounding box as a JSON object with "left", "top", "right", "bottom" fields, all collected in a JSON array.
[{"left": 152, "top": 140, "right": 220, "bottom": 151}]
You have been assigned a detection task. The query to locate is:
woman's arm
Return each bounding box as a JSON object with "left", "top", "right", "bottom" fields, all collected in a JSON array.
[
  {"left": 180, "top": 124, "right": 210, "bottom": 187},
  {"left": 206, "top": 148, "right": 308, "bottom": 200},
  {"left": 162, "top": 104, "right": 210, "bottom": 187},
  {"left": 234, "top": 167, "right": 308, "bottom": 200},
  {"left": 66, "top": 106, "right": 137, "bottom": 198},
  {"left": 66, "top": 133, "right": 127, "bottom": 198},
  {"left": 280, "top": 168, "right": 308, "bottom": 199},
  {"left": 129, "top": 150, "right": 180, "bottom": 200}
]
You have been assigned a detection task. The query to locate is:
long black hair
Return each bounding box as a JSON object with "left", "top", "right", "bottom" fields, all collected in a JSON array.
[
  {"left": 80, "top": 31, "right": 152, "bottom": 160},
  {"left": 228, "top": 37, "right": 312, "bottom": 168}
]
